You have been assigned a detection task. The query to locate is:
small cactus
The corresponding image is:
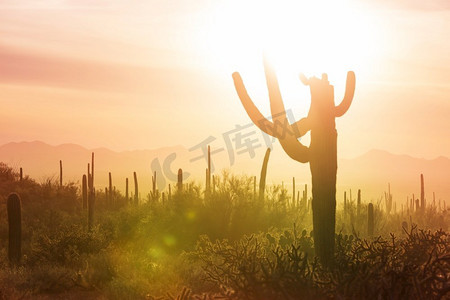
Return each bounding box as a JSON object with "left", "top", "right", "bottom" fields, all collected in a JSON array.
[
  {"left": 59, "top": 160, "right": 63, "bottom": 187},
  {"left": 125, "top": 177, "right": 129, "bottom": 202},
  {"left": 109, "top": 172, "right": 113, "bottom": 206},
  {"left": 385, "top": 183, "right": 393, "bottom": 214},
  {"left": 303, "top": 184, "right": 307, "bottom": 209},
  {"left": 134, "top": 171, "right": 139, "bottom": 205},
  {"left": 206, "top": 145, "right": 211, "bottom": 196},
  {"left": 368, "top": 203, "right": 374, "bottom": 236},
  {"left": 292, "top": 177, "right": 295, "bottom": 207},
  {"left": 88, "top": 152, "right": 95, "bottom": 230},
  {"left": 91, "top": 152, "right": 95, "bottom": 189},
  {"left": 7, "top": 193, "right": 22, "bottom": 264},
  {"left": 420, "top": 174, "right": 425, "bottom": 211},
  {"left": 151, "top": 171, "right": 159, "bottom": 201},
  {"left": 253, "top": 176, "right": 256, "bottom": 200},
  {"left": 177, "top": 169, "right": 183, "bottom": 192},
  {"left": 259, "top": 148, "right": 271, "bottom": 202},
  {"left": 82, "top": 174, "right": 87, "bottom": 209},
  {"left": 344, "top": 191, "right": 347, "bottom": 214},
  {"left": 357, "top": 189, "right": 361, "bottom": 217}
]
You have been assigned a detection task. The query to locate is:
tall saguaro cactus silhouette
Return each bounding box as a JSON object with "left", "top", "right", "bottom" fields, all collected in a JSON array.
[
  {"left": 232, "top": 59, "right": 355, "bottom": 266},
  {"left": 7, "top": 193, "right": 22, "bottom": 265}
]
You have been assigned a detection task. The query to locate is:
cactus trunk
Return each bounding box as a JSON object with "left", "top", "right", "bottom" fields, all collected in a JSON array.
[
  {"left": 310, "top": 126, "right": 337, "bottom": 266},
  {"left": 109, "top": 172, "right": 112, "bottom": 206},
  {"left": 357, "top": 189, "right": 361, "bottom": 217},
  {"left": 134, "top": 171, "right": 139, "bottom": 205},
  {"left": 88, "top": 153, "right": 95, "bottom": 230},
  {"left": 177, "top": 169, "right": 183, "bottom": 192},
  {"left": 206, "top": 145, "right": 211, "bottom": 196},
  {"left": 292, "top": 177, "right": 295, "bottom": 207},
  {"left": 420, "top": 174, "right": 425, "bottom": 210},
  {"left": 7, "top": 193, "right": 21, "bottom": 265},
  {"left": 82, "top": 174, "right": 87, "bottom": 209},
  {"left": 368, "top": 203, "right": 374, "bottom": 236},
  {"left": 253, "top": 176, "right": 256, "bottom": 200},
  {"left": 126, "top": 178, "right": 129, "bottom": 202},
  {"left": 59, "top": 160, "right": 63, "bottom": 187},
  {"left": 259, "top": 148, "right": 271, "bottom": 202},
  {"left": 344, "top": 191, "right": 347, "bottom": 213}
]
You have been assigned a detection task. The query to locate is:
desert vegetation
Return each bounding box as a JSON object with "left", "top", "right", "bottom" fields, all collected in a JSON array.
[{"left": 0, "top": 160, "right": 448, "bottom": 299}]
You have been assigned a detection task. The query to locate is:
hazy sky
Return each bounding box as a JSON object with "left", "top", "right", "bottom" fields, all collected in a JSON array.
[{"left": 0, "top": 0, "right": 449, "bottom": 159}]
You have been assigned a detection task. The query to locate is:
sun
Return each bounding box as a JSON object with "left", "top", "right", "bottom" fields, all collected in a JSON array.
[{"left": 199, "top": 0, "right": 381, "bottom": 111}]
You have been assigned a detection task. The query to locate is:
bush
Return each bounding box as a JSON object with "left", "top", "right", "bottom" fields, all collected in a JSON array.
[{"left": 195, "top": 228, "right": 450, "bottom": 299}]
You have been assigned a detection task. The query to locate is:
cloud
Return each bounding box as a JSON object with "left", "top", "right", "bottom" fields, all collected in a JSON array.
[{"left": 0, "top": 43, "right": 219, "bottom": 97}]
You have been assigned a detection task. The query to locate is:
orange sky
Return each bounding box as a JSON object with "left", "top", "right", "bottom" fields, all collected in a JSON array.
[{"left": 0, "top": 0, "right": 449, "bottom": 159}]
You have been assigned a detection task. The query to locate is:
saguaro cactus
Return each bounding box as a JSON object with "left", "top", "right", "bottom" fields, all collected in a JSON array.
[
  {"left": 88, "top": 153, "right": 96, "bottom": 230},
  {"left": 253, "top": 176, "right": 257, "bottom": 200},
  {"left": 233, "top": 59, "right": 355, "bottom": 266},
  {"left": 59, "top": 160, "right": 63, "bottom": 187},
  {"left": 420, "top": 174, "right": 425, "bottom": 210},
  {"left": 344, "top": 191, "right": 347, "bottom": 213},
  {"left": 109, "top": 172, "right": 113, "bottom": 206},
  {"left": 151, "top": 171, "right": 159, "bottom": 200},
  {"left": 126, "top": 178, "right": 129, "bottom": 202},
  {"left": 357, "top": 189, "right": 361, "bottom": 217},
  {"left": 82, "top": 174, "right": 88, "bottom": 209},
  {"left": 134, "top": 171, "right": 139, "bottom": 205},
  {"left": 385, "top": 183, "right": 393, "bottom": 214},
  {"left": 302, "top": 184, "right": 308, "bottom": 209},
  {"left": 206, "top": 145, "right": 211, "bottom": 196},
  {"left": 368, "top": 203, "right": 374, "bottom": 236},
  {"left": 91, "top": 152, "right": 95, "bottom": 189},
  {"left": 292, "top": 177, "right": 295, "bottom": 207},
  {"left": 7, "top": 193, "right": 22, "bottom": 264},
  {"left": 177, "top": 169, "right": 183, "bottom": 192},
  {"left": 259, "top": 148, "right": 271, "bottom": 202},
  {"left": 168, "top": 183, "right": 172, "bottom": 201}
]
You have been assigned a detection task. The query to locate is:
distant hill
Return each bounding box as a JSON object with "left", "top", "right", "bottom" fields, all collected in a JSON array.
[
  {"left": 338, "top": 149, "right": 450, "bottom": 205},
  {"left": 0, "top": 141, "right": 448, "bottom": 205}
]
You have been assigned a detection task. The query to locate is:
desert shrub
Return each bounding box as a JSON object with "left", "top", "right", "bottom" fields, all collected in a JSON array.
[
  {"left": 28, "top": 223, "right": 110, "bottom": 266},
  {"left": 195, "top": 228, "right": 450, "bottom": 299}
]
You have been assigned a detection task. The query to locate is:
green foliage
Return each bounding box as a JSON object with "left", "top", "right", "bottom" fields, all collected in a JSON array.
[
  {"left": 29, "top": 223, "right": 110, "bottom": 266},
  {"left": 0, "top": 162, "right": 448, "bottom": 299}
]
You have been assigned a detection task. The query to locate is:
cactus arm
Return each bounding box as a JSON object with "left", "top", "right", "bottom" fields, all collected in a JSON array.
[
  {"left": 277, "top": 138, "right": 310, "bottom": 163},
  {"left": 335, "top": 71, "right": 356, "bottom": 117},
  {"left": 291, "top": 117, "right": 311, "bottom": 138},
  {"left": 263, "top": 59, "right": 310, "bottom": 163},
  {"left": 232, "top": 72, "right": 278, "bottom": 137}
]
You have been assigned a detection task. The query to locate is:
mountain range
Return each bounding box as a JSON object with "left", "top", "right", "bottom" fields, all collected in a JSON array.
[{"left": 0, "top": 141, "right": 448, "bottom": 205}]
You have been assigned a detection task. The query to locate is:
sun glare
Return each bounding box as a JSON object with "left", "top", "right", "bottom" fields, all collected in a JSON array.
[{"left": 200, "top": 0, "right": 380, "bottom": 110}]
